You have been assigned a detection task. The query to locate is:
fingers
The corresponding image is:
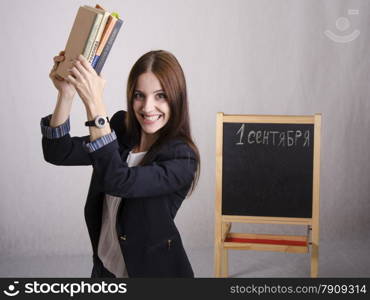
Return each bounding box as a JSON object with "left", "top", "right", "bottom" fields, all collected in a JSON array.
[
  {"left": 68, "top": 65, "right": 84, "bottom": 82},
  {"left": 51, "top": 63, "right": 57, "bottom": 72},
  {"left": 66, "top": 74, "right": 78, "bottom": 86},
  {"left": 72, "top": 59, "right": 88, "bottom": 79},
  {"left": 55, "top": 74, "right": 64, "bottom": 81},
  {"left": 51, "top": 51, "right": 65, "bottom": 76},
  {"left": 50, "top": 62, "right": 59, "bottom": 78},
  {"left": 77, "top": 54, "right": 96, "bottom": 74},
  {"left": 49, "top": 67, "right": 61, "bottom": 80},
  {"left": 65, "top": 54, "right": 102, "bottom": 90},
  {"left": 53, "top": 50, "right": 65, "bottom": 63},
  {"left": 53, "top": 55, "right": 65, "bottom": 63},
  {"left": 49, "top": 70, "right": 61, "bottom": 81},
  {"left": 69, "top": 54, "right": 98, "bottom": 83},
  {"left": 52, "top": 53, "right": 96, "bottom": 76}
]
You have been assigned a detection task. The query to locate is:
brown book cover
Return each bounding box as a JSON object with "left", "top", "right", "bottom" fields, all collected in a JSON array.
[{"left": 56, "top": 6, "right": 101, "bottom": 79}]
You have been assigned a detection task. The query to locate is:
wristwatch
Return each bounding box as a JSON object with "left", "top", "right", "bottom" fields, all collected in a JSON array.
[{"left": 85, "top": 115, "right": 110, "bottom": 128}]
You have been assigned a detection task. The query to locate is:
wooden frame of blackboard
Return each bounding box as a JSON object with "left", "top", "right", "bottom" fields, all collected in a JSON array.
[{"left": 214, "top": 113, "right": 321, "bottom": 277}]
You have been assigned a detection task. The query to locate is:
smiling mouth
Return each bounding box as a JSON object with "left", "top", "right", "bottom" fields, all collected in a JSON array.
[{"left": 141, "top": 114, "right": 163, "bottom": 122}]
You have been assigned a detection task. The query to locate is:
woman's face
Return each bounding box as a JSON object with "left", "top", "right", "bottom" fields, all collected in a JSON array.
[{"left": 133, "top": 72, "right": 170, "bottom": 135}]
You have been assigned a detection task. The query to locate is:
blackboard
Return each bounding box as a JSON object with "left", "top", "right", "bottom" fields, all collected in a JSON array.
[{"left": 222, "top": 122, "right": 314, "bottom": 218}]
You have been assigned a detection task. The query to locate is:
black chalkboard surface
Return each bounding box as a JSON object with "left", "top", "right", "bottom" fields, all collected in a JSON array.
[{"left": 222, "top": 123, "right": 314, "bottom": 218}]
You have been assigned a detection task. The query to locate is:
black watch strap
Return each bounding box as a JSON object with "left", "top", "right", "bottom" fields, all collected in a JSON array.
[{"left": 85, "top": 116, "right": 110, "bottom": 127}]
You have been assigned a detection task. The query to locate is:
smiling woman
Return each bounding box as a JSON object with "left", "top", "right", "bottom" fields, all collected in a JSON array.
[
  {"left": 125, "top": 51, "right": 199, "bottom": 176},
  {"left": 131, "top": 72, "right": 171, "bottom": 152},
  {"left": 40, "top": 50, "right": 200, "bottom": 278}
]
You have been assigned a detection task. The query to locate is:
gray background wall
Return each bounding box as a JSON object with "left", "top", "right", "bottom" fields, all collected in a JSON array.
[{"left": 0, "top": 0, "right": 369, "bottom": 277}]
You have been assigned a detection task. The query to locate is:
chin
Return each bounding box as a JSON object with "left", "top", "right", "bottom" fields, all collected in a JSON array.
[
  {"left": 139, "top": 118, "right": 168, "bottom": 134},
  {"left": 141, "top": 125, "right": 163, "bottom": 135}
]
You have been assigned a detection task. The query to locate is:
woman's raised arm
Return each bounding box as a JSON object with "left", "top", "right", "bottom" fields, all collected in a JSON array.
[{"left": 41, "top": 51, "right": 92, "bottom": 166}]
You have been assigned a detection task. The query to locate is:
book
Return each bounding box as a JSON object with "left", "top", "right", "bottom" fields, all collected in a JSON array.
[
  {"left": 83, "top": 6, "right": 111, "bottom": 63},
  {"left": 56, "top": 6, "right": 102, "bottom": 78},
  {"left": 92, "top": 14, "right": 117, "bottom": 68},
  {"left": 56, "top": 5, "right": 123, "bottom": 78},
  {"left": 94, "top": 18, "right": 123, "bottom": 74}
]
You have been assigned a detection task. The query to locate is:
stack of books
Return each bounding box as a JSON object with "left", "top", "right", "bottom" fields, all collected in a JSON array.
[{"left": 56, "top": 4, "right": 123, "bottom": 78}]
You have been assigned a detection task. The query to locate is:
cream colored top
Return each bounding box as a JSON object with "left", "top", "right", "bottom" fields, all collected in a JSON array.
[{"left": 97, "top": 150, "right": 147, "bottom": 278}]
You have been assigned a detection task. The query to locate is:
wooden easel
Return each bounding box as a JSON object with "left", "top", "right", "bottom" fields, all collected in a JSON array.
[{"left": 214, "top": 113, "right": 322, "bottom": 277}]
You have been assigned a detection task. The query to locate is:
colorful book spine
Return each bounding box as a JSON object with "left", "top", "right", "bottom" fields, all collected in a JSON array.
[
  {"left": 92, "top": 15, "right": 117, "bottom": 67},
  {"left": 87, "top": 11, "right": 110, "bottom": 63},
  {"left": 94, "top": 18, "right": 123, "bottom": 74},
  {"left": 82, "top": 13, "right": 103, "bottom": 59}
]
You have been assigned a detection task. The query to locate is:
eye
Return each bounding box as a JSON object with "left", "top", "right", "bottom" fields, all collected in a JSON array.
[
  {"left": 156, "top": 93, "right": 167, "bottom": 100},
  {"left": 133, "top": 92, "right": 144, "bottom": 100}
]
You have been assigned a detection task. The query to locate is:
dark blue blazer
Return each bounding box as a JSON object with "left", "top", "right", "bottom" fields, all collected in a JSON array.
[{"left": 42, "top": 110, "right": 196, "bottom": 277}]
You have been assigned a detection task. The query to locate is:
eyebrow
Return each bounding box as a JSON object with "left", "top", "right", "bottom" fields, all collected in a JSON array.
[{"left": 134, "top": 89, "right": 165, "bottom": 94}]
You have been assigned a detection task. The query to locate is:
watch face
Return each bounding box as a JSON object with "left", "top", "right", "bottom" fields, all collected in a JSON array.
[{"left": 95, "top": 116, "right": 106, "bottom": 128}]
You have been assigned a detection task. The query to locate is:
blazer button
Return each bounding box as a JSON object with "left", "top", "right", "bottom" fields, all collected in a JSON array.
[{"left": 120, "top": 235, "right": 127, "bottom": 241}]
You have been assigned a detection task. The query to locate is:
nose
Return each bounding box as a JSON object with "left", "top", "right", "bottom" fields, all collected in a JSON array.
[{"left": 142, "top": 95, "right": 156, "bottom": 113}]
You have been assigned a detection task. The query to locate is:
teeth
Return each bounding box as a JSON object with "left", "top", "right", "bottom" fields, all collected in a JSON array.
[{"left": 143, "top": 114, "right": 162, "bottom": 121}]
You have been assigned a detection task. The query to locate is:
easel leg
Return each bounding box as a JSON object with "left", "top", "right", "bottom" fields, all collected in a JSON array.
[
  {"left": 310, "top": 243, "right": 319, "bottom": 277},
  {"left": 214, "top": 241, "right": 222, "bottom": 277},
  {"left": 221, "top": 248, "right": 229, "bottom": 277},
  {"left": 215, "top": 222, "right": 232, "bottom": 277}
]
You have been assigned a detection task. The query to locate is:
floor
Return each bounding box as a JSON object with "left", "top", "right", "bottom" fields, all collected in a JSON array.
[{"left": 0, "top": 239, "right": 369, "bottom": 277}]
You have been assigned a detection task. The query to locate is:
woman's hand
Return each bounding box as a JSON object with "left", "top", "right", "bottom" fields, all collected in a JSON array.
[
  {"left": 49, "top": 51, "right": 76, "bottom": 99},
  {"left": 66, "top": 54, "right": 106, "bottom": 112}
]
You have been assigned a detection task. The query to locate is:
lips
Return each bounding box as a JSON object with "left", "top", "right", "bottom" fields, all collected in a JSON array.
[{"left": 140, "top": 113, "right": 163, "bottom": 124}]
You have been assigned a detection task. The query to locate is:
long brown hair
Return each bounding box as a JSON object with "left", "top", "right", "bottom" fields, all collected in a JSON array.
[{"left": 125, "top": 50, "right": 200, "bottom": 196}]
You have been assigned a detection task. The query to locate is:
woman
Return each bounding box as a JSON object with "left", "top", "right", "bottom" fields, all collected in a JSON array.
[{"left": 40, "top": 50, "right": 200, "bottom": 277}]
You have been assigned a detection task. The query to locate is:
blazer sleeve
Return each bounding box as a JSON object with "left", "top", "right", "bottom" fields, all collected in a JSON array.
[
  {"left": 88, "top": 139, "right": 197, "bottom": 198},
  {"left": 40, "top": 111, "right": 126, "bottom": 166},
  {"left": 41, "top": 114, "right": 92, "bottom": 166}
]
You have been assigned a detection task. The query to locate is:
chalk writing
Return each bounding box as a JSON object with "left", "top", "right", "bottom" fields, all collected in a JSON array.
[{"left": 235, "top": 124, "right": 310, "bottom": 147}]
